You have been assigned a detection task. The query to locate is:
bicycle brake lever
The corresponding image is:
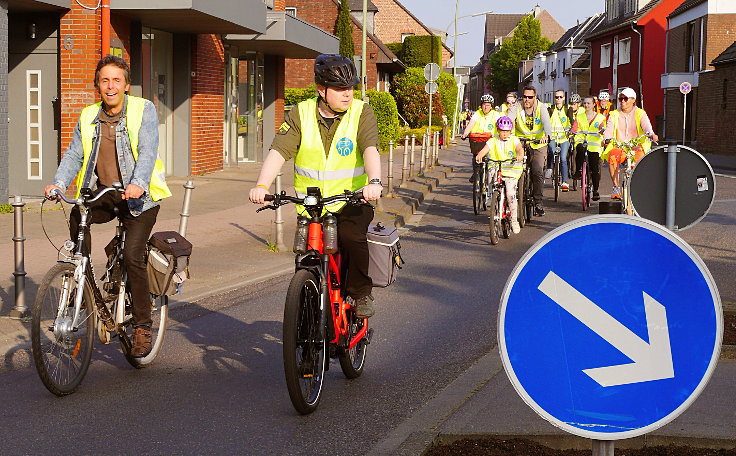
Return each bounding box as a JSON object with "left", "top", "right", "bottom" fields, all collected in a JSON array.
[{"left": 256, "top": 204, "right": 276, "bottom": 213}]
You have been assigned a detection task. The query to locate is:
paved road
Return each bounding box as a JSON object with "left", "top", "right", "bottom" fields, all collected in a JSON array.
[{"left": 0, "top": 159, "right": 733, "bottom": 455}]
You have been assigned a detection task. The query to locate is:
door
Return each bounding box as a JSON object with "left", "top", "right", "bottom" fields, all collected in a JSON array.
[{"left": 142, "top": 28, "right": 173, "bottom": 175}]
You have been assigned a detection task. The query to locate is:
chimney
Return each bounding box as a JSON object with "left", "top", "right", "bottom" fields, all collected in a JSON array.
[{"left": 533, "top": 5, "right": 541, "bottom": 17}]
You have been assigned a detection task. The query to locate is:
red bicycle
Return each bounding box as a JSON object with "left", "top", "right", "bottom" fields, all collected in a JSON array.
[
  {"left": 257, "top": 187, "right": 373, "bottom": 414},
  {"left": 487, "top": 158, "right": 517, "bottom": 245}
]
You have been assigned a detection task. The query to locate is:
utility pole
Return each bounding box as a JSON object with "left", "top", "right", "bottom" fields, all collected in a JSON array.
[{"left": 361, "top": 0, "right": 367, "bottom": 100}]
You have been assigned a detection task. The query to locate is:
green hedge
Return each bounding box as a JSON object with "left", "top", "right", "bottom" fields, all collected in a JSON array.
[
  {"left": 285, "top": 85, "right": 317, "bottom": 106},
  {"left": 386, "top": 42, "right": 403, "bottom": 60},
  {"left": 401, "top": 35, "right": 442, "bottom": 68},
  {"left": 391, "top": 68, "right": 457, "bottom": 129},
  {"left": 365, "top": 90, "right": 400, "bottom": 153}
]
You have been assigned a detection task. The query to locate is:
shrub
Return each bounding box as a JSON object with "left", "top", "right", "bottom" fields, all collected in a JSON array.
[
  {"left": 401, "top": 35, "right": 442, "bottom": 68},
  {"left": 365, "top": 90, "right": 400, "bottom": 153},
  {"left": 285, "top": 86, "right": 317, "bottom": 106},
  {"left": 385, "top": 42, "right": 403, "bottom": 60},
  {"left": 391, "top": 68, "right": 456, "bottom": 129}
]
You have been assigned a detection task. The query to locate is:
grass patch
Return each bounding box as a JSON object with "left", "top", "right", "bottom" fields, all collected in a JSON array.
[
  {"left": 0, "top": 204, "right": 13, "bottom": 214},
  {"left": 265, "top": 240, "right": 280, "bottom": 252}
]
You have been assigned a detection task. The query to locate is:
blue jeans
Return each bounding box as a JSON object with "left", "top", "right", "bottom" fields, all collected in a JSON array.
[{"left": 548, "top": 140, "right": 570, "bottom": 184}]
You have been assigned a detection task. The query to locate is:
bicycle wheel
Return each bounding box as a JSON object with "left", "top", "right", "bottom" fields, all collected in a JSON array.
[
  {"left": 517, "top": 172, "right": 526, "bottom": 228},
  {"left": 283, "top": 269, "right": 326, "bottom": 415},
  {"left": 338, "top": 308, "right": 367, "bottom": 379},
  {"left": 622, "top": 180, "right": 633, "bottom": 215},
  {"left": 553, "top": 154, "right": 560, "bottom": 202},
  {"left": 524, "top": 177, "right": 534, "bottom": 224},
  {"left": 481, "top": 169, "right": 488, "bottom": 212},
  {"left": 472, "top": 170, "right": 483, "bottom": 215},
  {"left": 489, "top": 190, "right": 501, "bottom": 245},
  {"left": 31, "top": 262, "right": 95, "bottom": 396},
  {"left": 581, "top": 161, "right": 589, "bottom": 211},
  {"left": 123, "top": 293, "right": 169, "bottom": 368}
]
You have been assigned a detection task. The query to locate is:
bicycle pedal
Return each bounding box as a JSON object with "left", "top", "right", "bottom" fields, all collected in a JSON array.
[{"left": 97, "top": 325, "right": 111, "bottom": 344}]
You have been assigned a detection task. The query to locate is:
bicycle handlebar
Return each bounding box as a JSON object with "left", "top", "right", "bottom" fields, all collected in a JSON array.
[
  {"left": 256, "top": 190, "right": 366, "bottom": 213},
  {"left": 49, "top": 184, "right": 124, "bottom": 206}
]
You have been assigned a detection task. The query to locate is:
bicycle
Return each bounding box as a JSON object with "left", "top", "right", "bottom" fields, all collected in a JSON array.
[
  {"left": 257, "top": 188, "right": 373, "bottom": 415},
  {"left": 549, "top": 128, "right": 571, "bottom": 202},
  {"left": 32, "top": 184, "right": 169, "bottom": 396},
  {"left": 518, "top": 138, "right": 535, "bottom": 224},
  {"left": 472, "top": 156, "right": 488, "bottom": 215},
  {"left": 574, "top": 131, "right": 600, "bottom": 211},
  {"left": 486, "top": 159, "right": 516, "bottom": 245},
  {"left": 607, "top": 133, "right": 657, "bottom": 215}
]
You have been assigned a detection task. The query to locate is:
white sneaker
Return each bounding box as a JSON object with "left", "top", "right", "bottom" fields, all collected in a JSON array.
[
  {"left": 511, "top": 220, "right": 521, "bottom": 234},
  {"left": 544, "top": 169, "right": 552, "bottom": 179}
]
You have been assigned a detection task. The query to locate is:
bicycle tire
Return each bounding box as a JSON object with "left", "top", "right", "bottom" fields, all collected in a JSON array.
[
  {"left": 283, "top": 269, "right": 326, "bottom": 415},
  {"left": 123, "top": 293, "right": 169, "bottom": 368},
  {"left": 472, "top": 170, "right": 483, "bottom": 215},
  {"left": 337, "top": 308, "right": 367, "bottom": 379},
  {"left": 622, "top": 180, "right": 632, "bottom": 215},
  {"left": 524, "top": 176, "right": 534, "bottom": 224},
  {"left": 553, "top": 154, "right": 560, "bottom": 202},
  {"left": 489, "top": 190, "right": 501, "bottom": 245},
  {"left": 481, "top": 169, "right": 488, "bottom": 212},
  {"left": 516, "top": 172, "right": 526, "bottom": 228},
  {"left": 581, "top": 162, "right": 589, "bottom": 211},
  {"left": 31, "top": 262, "right": 95, "bottom": 396}
]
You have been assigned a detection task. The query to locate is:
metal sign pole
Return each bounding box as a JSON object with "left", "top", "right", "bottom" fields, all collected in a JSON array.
[
  {"left": 666, "top": 144, "right": 678, "bottom": 231},
  {"left": 428, "top": 91, "right": 433, "bottom": 140},
  {"left": 682, "top": 93, "right": 687, "bottom": 146}
]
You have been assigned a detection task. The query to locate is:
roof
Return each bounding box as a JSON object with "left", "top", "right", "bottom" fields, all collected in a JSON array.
[
  {"left": 550, "top": 14, "right": 605, "bottom": 51},
  {"left": 585, "top": 0, "right": 662, "bottom": 41},
  {"left": 669, "top": 0, "right": 707, "bottom": 18},
  {"left": 484, "top": 8, "right": 565, "bottom": 55},
  {"left": 485, "top": 13, "right": 526, "bottom": 44},
  {"left": 382, "top": 0, "right": 454, "bottom": 56},
  {"left": 348, "top": 0, "right": 378, "bottom": 12},
  {"left": 712, "top": 40, "right": 736, "bottom": 66}
]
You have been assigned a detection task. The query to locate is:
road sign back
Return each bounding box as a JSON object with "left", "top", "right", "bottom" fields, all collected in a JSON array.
[
  {"left": 424, "top": 62, "right": 440, "bottom": 82},
  {"left": 499, "top": 215, "right": 722, "bottom": 440}
]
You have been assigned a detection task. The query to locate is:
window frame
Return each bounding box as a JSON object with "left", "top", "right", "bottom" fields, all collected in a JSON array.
[
  {"left": 600, "top": 43, "right": 611, "bottom": 69},
  {"left": 618, "top": 38, "right": 631, "bottom": 65}
]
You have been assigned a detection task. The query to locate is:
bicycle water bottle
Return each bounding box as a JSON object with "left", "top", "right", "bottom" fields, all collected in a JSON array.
[
  {"left": 293, "top": 216, "right": 309, "bottom": 254},
  {"left": 323, "top": 215, "right": 338, "bottom": 254}
]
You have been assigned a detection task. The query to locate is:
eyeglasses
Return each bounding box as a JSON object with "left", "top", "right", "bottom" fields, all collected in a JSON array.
[
  {"left": 554, "top": 95, "right": 564, "bottom": 99},
  {"left": 618, "top": 96, "right": 629, "bottom": 102},
  {"left": 523, "top": 95, "right": 535, "bottom": 99}
]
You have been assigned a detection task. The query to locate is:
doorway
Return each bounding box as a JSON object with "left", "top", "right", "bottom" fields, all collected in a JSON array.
[{"left": 141, "top": 27, "right": 173, "bottom": 174}]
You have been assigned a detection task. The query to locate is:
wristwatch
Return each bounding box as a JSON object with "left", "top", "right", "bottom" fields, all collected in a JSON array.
[{"left": 369, "top": 178, "right": 382, "bottom": 186}]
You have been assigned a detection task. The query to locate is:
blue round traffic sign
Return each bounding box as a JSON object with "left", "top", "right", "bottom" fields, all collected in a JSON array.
[{"left": 499, "top": 215, "right": 722, "bottom": 440}]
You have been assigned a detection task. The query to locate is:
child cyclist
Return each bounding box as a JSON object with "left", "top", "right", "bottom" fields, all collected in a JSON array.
[{"left": 475, "top": 116, "right": 525, "bottom": 234}]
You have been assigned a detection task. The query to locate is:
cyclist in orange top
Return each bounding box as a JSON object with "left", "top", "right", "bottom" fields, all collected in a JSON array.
[
  {"left": 597, "top": 90, "right": 612, "bottom": 120},
  {"left": 462, "top": 94, "right": 499, "bottom": 182}
]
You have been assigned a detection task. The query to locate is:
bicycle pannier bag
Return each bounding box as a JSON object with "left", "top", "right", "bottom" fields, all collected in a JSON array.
[
  {"left": 146, "top": 231, "right": 192, "bottom": 296},
  {"left": 367, "top": 222, "right": 404, "bottom": 287}
]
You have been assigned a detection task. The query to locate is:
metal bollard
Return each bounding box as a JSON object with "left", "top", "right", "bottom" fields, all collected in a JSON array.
[
  {"left": 178, "top": 180, "right": 195, "bottom": 237},
  {"left": 401, "top": 135, "right": 409, "bottom": 185},
  {"left": 409, "top": 134, "right": 416, "bottom": 178},
  {"left": 387, "top": 140, "right": 395, "bottom": 196},
  {"left": 434, "top": 131, "right": 440, "bottom": 165},
  {"left": 275, "top": 172, "right": 288, "bottom": 251},
  {"left": 419, "top": 133, "right": 427, "bottom": 174},
  {"left": 10, "top": 196, "right": 27, "bottom": 319}
]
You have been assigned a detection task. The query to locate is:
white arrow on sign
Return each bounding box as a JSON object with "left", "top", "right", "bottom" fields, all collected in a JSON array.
[{"left": 538, "top": 271, "right": 674, "bottom": 387}]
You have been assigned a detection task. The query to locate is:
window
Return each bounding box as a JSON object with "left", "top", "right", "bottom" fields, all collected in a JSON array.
[
  {"left": 624, "top": 0, "right": 636, "bottom": 14},
  {"left": 618, "top": 38, "right": 631, "bottom": 65},
  {"left": 285, "top": 7, "right": 296, "bottom": 16},
  {"left": 606, "top": 0, "right": 618, "bottom": 21},
  {"left": 27, "top": 70, "right": 42, "bottom": 180},
  {"left": 600, "top": 43, "right": 611, "bottom": 68},
  {"left": 401, "top": 33, "right": 414, "bottom": 42},
  {"left": 686, "top": 21, "right": 696, "bottom": 72}
]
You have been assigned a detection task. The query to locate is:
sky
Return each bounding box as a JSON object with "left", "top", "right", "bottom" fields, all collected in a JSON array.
[{"left": 396, "top": 0, "right": 605, "bottom": 67}]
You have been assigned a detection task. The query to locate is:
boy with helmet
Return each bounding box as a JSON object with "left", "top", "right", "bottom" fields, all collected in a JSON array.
[
  {"left": 597, "top": 90, "right": 612, "bottom": 119},
  {"left": 474, "top": 116, "right": 524, "bottom": 234},
  {"left": 462, "top": 94, "right": 499, "bottom": 182},
  {"left": 249, "top": 54, "right": 382, "bottom": 318}
]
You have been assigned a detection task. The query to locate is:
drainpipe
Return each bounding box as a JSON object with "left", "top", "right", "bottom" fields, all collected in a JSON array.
[
  {"left": 631, "top": 22, "right": 643, "bottom": 109},
  {"left": 101, "top": 0, "right": 110, "bottom": 58}
]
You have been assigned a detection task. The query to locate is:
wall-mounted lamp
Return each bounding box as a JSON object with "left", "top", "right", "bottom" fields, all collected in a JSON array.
[{"left": 28, "top": 22, "right": 37, "bottom": 40}]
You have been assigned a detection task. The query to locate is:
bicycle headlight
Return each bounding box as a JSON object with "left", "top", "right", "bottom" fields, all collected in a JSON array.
[
  {"left": 303, "top": 196, "right": 318, "bottom": 206},
  {"left": 62, "top": 240, "right": 75, "bottom": 252}
]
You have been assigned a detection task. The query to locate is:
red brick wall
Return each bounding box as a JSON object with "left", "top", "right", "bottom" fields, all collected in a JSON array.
[
  {"left": 191, "top": 35, "right": 225, "bottom": 174},
  {"left": 60, "top": 3, "right": 101, "bottom": 153},
  {"left": 705, "top": 14, "right": 736, "bottom": 68},
  {"left": 697, "top": 65, "right": 736, "bottom": 156}
]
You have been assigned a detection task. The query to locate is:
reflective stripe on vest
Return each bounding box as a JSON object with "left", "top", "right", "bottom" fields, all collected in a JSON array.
[
  {"left": 486, "top": 136, "right": 523, "bottom": 179},
  {"left": 574, "top": 111, "right": 606, "bottom": 153},
  {"left": 76, "top": 96, "right": 171, "bottom": 201},
  {"left": 470, "top": 109, "right": 498, "bottom": 135},
  {"left": 294, "top": 98, "right": 366, "bottom": 214},
  {"left": 549, "top": 107, "right": 570, "bottom": 142},
  {"left": 602, "top": 108, "right": 651, "bottom": 159},
  {"left": 514, "top": 103, "right": 546, "bottom": 149}
]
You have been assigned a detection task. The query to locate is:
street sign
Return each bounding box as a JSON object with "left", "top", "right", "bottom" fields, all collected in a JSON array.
[
  {"left": 630, "top": 145, "right": 716, "bottom": 230},
  {"left": 499, "top": 215, "right": 722, "bottom": 440},
  {"left": 424, "top": 81, "right": 438, "bottom": 95},
  {"left": 679, "top": 81, "right": 692, "bottom": 95},
  {"left": 424, "top": 62, "right": 440, "bottom": 82}
]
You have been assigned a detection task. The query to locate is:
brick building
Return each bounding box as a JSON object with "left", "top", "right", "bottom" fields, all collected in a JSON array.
[
  {"left": 661, "top": 0, "right": 736, "bottom": 147},
  {"left": 2, "top": 0, "right": 337, "bottom": 201},
  {"left": 697, "top": 42, "right": 736, "bottom": 156}
]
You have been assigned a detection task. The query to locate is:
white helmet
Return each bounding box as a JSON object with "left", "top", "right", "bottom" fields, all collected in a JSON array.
[
  {"left": 480, "top": 94, "right": 494, "bottom": 104},
  {"left": 569, "top": 93, "right": 582, "bottom": 104},
  {"left": 598, "top": 91, "right": 611, "bottom": 101}
]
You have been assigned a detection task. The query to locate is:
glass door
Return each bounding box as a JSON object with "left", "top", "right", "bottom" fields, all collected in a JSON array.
[
  {"left": 141, "top": 27, "right": 173, "bottom": 174},
  {"left": 237, "top": 52, "right": 264, "bottom": 162}
]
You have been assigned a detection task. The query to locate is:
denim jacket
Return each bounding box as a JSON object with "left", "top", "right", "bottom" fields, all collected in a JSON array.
[{"left": 53, "top": 95, "right": 160, "bottom": 216}]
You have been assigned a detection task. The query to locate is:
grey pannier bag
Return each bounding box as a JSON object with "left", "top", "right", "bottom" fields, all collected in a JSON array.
[
  {"left": 146, "top": 231, "right": 192, "bottom": 296},
  {"left": 367, "top": 222, "right": 404, "bottom": 287}
]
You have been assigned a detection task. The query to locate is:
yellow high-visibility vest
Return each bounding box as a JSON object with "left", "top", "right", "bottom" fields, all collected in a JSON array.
[
  {"left": 514, "top": 103, "right": 546, "bottom": 149},
  {"left": 574, "top": 111, "right": 607, "bottom": 153},
  {"left": 486, "top": 135, "right": 523, "bottom": 179},
  {"left": 470, "top": 108, "right": 499, "bottom": 135},
  {"left": 601, "top": 108, "right": 651, "bottom": 160}
]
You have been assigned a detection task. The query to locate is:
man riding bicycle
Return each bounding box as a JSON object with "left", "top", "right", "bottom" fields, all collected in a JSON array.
[
  {"left": 462, "top": 94, "right": 499, "bottom": 183},
  {"left": 507, "top": 86, "right": 551, "bottom": 216},
  {"left": 601, "top": 87, "right": 659, "bottom": 200},
  {"left": 248, "top": 54, "right": 382, "bottom": 318},
  {"left": 572, "top": 96, "right": 607, "bottom": 201},
  {"left": 546, "top": 89, "right": 572, "bottom": 192},
  {"left": 43, "top": 55, "right": 171, "bottom": 358}
]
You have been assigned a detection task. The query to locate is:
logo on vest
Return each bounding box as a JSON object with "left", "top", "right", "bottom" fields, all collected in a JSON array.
[
  {"left": 336, "top": 137, "right": 354, "bottom": 157},
  {"left": 534, "top": 118, "right": 541, "bottom": 125}
]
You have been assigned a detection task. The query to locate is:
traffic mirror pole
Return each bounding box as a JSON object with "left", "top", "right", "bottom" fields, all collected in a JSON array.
[
  {"left": 592, "top": 440, "right": 614, "bottom": 456},
  {"left": 666, "top": 144, "right": 678, "bottom": 231}
]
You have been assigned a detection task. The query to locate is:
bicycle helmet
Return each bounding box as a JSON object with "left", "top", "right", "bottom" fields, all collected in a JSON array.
[
  {"left": 569, "top": 93, "right": 582, "bottom": 104},
  {"left": 598, "top": 91, "right": 611, "bottom": 101},
  {"left": 481, "top": 94, "right": 494, "bottom": 104},
  {"left": 496, "top": 116, "right": 513, "bottom": 131},
  {"left": 314, "top": 54, "right": 360, "bottom": 88}
]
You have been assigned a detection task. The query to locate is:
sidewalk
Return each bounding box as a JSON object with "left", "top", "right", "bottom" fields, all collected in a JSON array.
[{"left": 0, "top": 143, "right": 459, "bottom": 372}]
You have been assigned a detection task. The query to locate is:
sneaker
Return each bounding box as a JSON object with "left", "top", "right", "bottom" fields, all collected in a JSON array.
[
  {"left": 572, "top": 171, "right": 582, "bottom": 179},
  {"left": 354, "top": 295, "right": 375, "bottom": 319},
  {"left": 534, "top": 204, "right": 545, "bottom": 217},
  {"left": 131, "top": 326, "right": 152, "bottom": 358},
  {"left": 561, "top": 182, "right": 569, "bottom": 192},
  {"left": 544, "top": 168, "right": 552, "bottom": 179},
  {"left": 468, "top": 172, "right": 476, "bottom": 183},
  {"left": 592, "top": 191, "right": 600, "bottom": 201},
  {"left": 511, "top": 220, "right": 521, "bottom": 234},
  {"left": 611, "top": 187, "right": 621, "bottom": 201}
]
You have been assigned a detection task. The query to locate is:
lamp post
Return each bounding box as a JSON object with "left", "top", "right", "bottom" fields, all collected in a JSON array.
[{"left": 361, "top": 0, "right": 368, "bottom": 100}]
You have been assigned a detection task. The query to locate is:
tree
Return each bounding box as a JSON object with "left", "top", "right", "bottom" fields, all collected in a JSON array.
[
  {"left": 487, "top": 15, "right": 552, "bottom": 96},
  {"left": 336, "top": 0, "right": 354, "bottom": 59}
]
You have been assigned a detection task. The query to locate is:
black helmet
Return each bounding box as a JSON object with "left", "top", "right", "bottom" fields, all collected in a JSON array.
[{"left": 314, "top": 54, "right": 360, "bottom": 88}]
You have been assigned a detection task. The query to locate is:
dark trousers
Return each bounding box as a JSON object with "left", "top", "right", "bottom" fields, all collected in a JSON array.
[
  {"left": 69, "top": 188, "right": 159, "bottom": 328},
  {"left": 337, "top": 203, "right": 374, "bottom": 300},
  {"left": 469, "top": 139, "right": 486, "bottom": 177},
  {"left": 575, "top": 144, "right": 602, "bottom": 192},
  {"left": 529, "top": 146, "right": 546, "bottom": 204}
]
